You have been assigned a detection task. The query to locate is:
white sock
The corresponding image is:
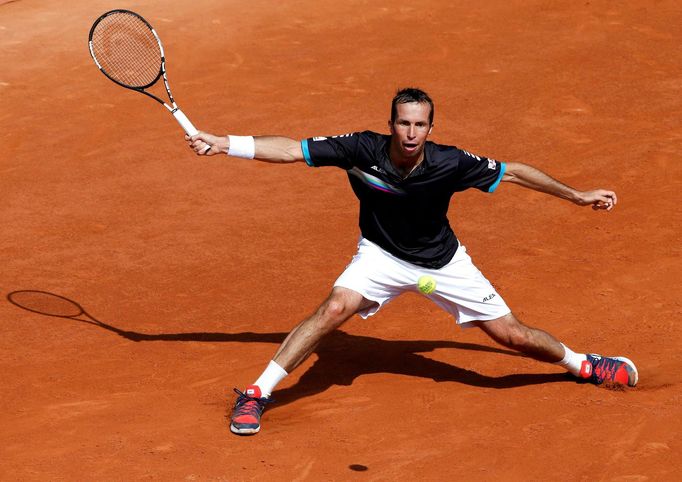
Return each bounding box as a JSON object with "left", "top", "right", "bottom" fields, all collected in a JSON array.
[
  {"left": 253, "top": 360, "right": 288, "bottom": 398},
  {"left": 555, "top": 343, "right": 587, "bottom": 376}
]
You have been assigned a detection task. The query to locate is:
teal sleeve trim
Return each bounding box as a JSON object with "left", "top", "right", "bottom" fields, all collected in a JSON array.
[
  {"left": 488, "top": 162, "right": 506, "bottom": 193},
  {"left": 301, "top": 139, "right": 314, "bottom": 167}
]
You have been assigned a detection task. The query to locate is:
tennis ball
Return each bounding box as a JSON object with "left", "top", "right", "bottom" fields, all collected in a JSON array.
[{"left": 417, "top": 275, "right": 436, "bottom": 295}]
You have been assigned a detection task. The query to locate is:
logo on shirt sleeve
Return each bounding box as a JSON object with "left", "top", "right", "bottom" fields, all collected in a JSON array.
[
  {"left": 462, "top": 149, "right": 482, "bottom": 161},
  {"left": 312, "top": 133, "right": 354, "bottom": 142},
  {"left": 463, "top": 148, "right": 498, "bottom": 170}
]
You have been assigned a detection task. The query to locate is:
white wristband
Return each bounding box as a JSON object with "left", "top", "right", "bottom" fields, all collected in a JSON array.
[{"left": 227, "top": 135, "right": 256, "bottom": 159}]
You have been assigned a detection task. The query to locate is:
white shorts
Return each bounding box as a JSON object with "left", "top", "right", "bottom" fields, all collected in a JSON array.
[{"left": 334, "top": 238, "right": 511, "bottom": 325}]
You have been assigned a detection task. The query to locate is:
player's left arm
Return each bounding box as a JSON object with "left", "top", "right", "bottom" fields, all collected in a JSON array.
[{"left": 501, "top": 162, "right": 617, "bottom": 211}]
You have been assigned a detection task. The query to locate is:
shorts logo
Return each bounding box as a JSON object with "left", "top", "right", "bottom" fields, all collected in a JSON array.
[
  {"left": 482, "top": 293, "right": 496, "bottom": 302},
  {"left": 487, "top": 159, "right": 497, "bottom": 170}
]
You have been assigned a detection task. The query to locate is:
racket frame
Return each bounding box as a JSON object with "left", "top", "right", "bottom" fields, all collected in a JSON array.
[{"left": 88, "top": 9, "right": 199, "bottom": 136}]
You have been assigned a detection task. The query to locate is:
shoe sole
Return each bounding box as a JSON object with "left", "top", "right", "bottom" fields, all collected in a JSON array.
[
  {"left": 613, "top": 356, "right": 638, "bottom": 387},
  {"left": 230, "top": 423, "right": 260, "bottom": 435}
]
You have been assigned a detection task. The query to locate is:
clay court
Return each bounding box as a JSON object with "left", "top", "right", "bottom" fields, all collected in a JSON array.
[{"left": 1, "top": 0, "right": 681, "bottom": 480}]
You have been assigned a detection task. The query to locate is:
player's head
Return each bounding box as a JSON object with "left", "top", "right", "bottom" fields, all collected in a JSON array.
[
  {"left": 390, "top": 88, "right": 434, "bottom": 126},
  {"left": 389, "top": 88, "right": 434, "bottom": 162}
]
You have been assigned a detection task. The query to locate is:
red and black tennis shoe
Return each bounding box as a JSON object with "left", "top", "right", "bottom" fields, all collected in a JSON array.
[
  {"left": 230, "top": 385, "right": 272, "bottom": 435},
  {"left": 579, "top": 354, "right": 638, "bottom": 387}
]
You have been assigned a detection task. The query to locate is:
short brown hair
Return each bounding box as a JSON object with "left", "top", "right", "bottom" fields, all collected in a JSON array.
[{"left": 391, "top": 88, "right": 434, "bottom": 124}]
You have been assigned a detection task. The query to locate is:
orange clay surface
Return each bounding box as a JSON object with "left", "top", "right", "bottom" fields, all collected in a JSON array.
[{"left": 1, "top": 0, "right": 681, "bottom": 480}]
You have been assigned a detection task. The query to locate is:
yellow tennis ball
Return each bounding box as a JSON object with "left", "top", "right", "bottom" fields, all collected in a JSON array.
[{"left": 417, "top": 275, "right": 436, "bottom": 295}]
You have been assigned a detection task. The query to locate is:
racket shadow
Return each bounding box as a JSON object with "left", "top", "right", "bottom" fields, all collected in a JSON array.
[
  {"left": 6, "top": 289, "right": 286, "bottom": 344},
  {"left": 6, "top": 290, "right": 573, "bottom": 406}
]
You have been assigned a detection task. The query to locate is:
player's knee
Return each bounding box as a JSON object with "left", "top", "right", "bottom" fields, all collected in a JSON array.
[
  {"left": 506, "top": 327, "right": 531, "bottom": 350},
  {"left": 481, "top": 314, "right": 530, "bottom": 349},
  {"left": 320, "top": 298, "right": 351, "bottom": 325}
]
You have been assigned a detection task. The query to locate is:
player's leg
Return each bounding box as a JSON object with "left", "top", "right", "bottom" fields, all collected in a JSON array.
[
  {"left": 230, "top": 287, "right": 377, "bottom": 436},
  {"left": 471, "top": 313, "right": 638, "bottom": 387},
  {"left": 471, "top": 313, "right": 564, "bottom": 362},
  {"left": 230, "top": 238, "right": 408, "bottom": 435},
  {"left": 273, "top": 287, "right": 377, "bottom": 373},
  {"left": 423, "top": 244, "right": 637, "bottom": 387}
]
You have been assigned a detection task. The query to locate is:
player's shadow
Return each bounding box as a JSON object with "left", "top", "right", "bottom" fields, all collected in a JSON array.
[{"left": 7, "top": 290, "right": 572, "bottom": 408}]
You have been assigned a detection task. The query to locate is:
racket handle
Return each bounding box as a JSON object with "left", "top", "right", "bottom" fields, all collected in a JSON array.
[{"left": 172, "top": 108, "right": 199, "bottom": 136}]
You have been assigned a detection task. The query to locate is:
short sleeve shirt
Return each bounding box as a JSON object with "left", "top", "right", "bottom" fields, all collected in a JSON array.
[{"left": 302, "top": 130, "right": 505, "bottom": 269}]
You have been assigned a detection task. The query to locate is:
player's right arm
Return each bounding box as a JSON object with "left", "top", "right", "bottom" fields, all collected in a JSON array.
[{"left": 186, "top": 132, "right": 305, "bottom": 163}]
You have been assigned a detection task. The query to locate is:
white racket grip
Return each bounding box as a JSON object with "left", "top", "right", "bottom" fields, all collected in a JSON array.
[{"left": 172, "top": 108, "right": 199, "bottom": 136}]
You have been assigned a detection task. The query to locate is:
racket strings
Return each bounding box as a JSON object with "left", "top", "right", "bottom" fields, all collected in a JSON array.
[{"left": 90, "top": 12, "right": 162, "bottom": 88}]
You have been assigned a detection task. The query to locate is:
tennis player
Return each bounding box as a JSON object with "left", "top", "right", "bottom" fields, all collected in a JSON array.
[{"left": 187, "top": 88, "right": 637, "bottom": 436}]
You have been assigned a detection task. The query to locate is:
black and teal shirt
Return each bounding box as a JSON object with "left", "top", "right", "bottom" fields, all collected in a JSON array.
[{"left": 302, "top": 130, "right": 505, "bottom": 269}]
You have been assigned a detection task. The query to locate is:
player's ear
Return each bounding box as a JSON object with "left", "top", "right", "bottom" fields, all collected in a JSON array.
[
  {"left": 388, "top": 119, "right": 395, "bottom": 134},
  {"left": 428, "top": 124, "right": 433, "bottom": 135}
]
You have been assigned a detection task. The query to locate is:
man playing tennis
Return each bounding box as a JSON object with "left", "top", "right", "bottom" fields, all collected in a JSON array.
[{"left": 187, "top": 88, "right": 637, "bottom": 436}]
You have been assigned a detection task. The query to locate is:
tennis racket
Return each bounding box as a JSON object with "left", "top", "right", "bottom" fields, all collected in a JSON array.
[{"left": 88, "top": 9, "right": 205, "bottom": 144}]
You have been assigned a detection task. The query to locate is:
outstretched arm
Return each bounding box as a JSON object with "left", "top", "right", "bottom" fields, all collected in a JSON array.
[
  {"left": 501, "top": 162, "right": 617, "bottom": 211},
  {"left": 185, "top": 132, "right": 305, "bottom": 164}
]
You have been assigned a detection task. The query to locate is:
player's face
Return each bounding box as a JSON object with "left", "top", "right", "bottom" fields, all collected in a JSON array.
[{"left": 389, "top": 102, "right": 433, "bottom": 161}]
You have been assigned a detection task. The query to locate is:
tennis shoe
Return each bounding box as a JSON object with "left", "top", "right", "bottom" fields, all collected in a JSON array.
[
  {"left": 230, "top": 385, "right": 272, "bottom": 435},
  {"left": 579, "top": 354, "right": 638, "bottom": 387}
]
